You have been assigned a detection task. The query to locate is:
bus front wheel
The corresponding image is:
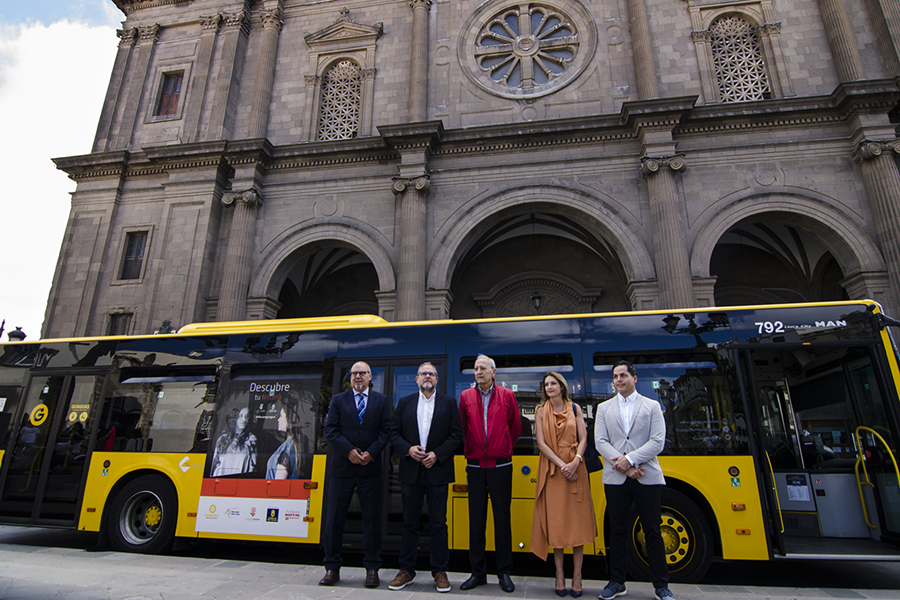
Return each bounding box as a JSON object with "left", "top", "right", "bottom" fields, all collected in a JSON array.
[
  {"left": 626, "top": 488, "right": 713, "bottom": 583},
  {"left": 107, "top": 475, "right": 177, "bottom": 554}
]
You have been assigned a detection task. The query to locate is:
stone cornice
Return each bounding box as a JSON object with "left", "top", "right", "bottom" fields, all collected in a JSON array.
[
  {"left": 621, "top": 96, "right": 698, "bottom": 132},
  {"left": 113, "top": 0, "right": 195, "bottom": 16},
  {"left": 56, "top": 82, "right": 900, "bottom": 181},
  {"left": 378, "top": 121, "right": 445, "bottom": 152}
]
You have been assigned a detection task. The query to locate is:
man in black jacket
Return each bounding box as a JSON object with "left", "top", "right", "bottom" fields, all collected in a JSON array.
[
  {"left": 319, "top": 361, "right": 391, "bottom": 588},
  {"left": 387, "top": 362, "right": 463, "bottom": 593}
]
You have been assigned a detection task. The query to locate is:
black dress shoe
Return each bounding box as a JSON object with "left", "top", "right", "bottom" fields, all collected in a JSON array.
[
  {"left": 365, "top": 569, "right": 380, "bottom": 588},
  {"left": 499, "top": 574, "right": 515, "bottom": 593},
  {"left": 318, "top": 570, "right": 340, "bottom": 586},
  {"left": 459, "top": 575, "right": 487, "bottom": 590}
]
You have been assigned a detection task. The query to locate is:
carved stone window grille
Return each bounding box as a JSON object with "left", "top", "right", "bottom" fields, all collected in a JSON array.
[
  {"left": 317, "top": 60, "right": 362, "bottom": 141},
  {"left": 711, "top": 15, "right": 771, "bottom": 102},
  {"left": 459, "top": 0, "right": 596, "bottom": 100}
]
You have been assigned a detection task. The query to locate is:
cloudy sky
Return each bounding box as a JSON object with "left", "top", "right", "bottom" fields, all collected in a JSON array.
[{"left": 0, "top": 1, "right": 122, "bottom": 340}]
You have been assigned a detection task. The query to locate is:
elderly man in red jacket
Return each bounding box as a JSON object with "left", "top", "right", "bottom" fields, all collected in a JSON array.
[{"left": 458, "top": 354, "right": 521, "bottom": 594}]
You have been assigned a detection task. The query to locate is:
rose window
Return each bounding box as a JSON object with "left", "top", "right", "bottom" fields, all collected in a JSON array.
[{"left": 459, "top": 1, "right": 596, "bottom": 99}]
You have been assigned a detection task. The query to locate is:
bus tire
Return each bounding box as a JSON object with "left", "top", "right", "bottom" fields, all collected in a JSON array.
[
  {"left": 626, "top": 488, "right": 713, "bottom": 583},
  {"left": 107, "top": 475, "right": 177, "bottom": 554}
]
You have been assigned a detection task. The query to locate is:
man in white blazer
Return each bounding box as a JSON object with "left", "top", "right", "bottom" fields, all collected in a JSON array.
[{"left": 594, "top": 361, "right": 675, "bottom": 600}]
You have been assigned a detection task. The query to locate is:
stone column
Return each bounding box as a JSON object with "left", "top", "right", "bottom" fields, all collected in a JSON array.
[
  {"left": 642, "top": 156, "right": 696, "bottom": 309},
  {"left": 626, "top": 0, "right": 658, "bottom": 99},
  {"left": 392, "top": 176, "right": 430, "bottom": 321},
  {"left": 817, "top": 0, "right": 864, "bottom": 82},
  {"left": 115, "top": 24, "right": 159, "bottom": 150},
  {"left": 218, "top": 189, "right": 262, "bottom": 322},
  {"left": 852, "top": 140, "right": 900, "bottom": 312},
  {"left": 408, "top": 0, "right": 432, "bottom": 121},
  {"left": 183, "top": 15, "right": 222, "bottom": 143},
  {"left": 248, "top": 7, "right": 284, "bottom": 139},
  {"left": 94, "top": 27, "right": 137, "bottom": 152}
]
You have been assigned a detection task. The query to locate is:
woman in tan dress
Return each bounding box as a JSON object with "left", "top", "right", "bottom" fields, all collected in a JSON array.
[{"left": 530, "top": 372, "right": 597, "bottom": 597}]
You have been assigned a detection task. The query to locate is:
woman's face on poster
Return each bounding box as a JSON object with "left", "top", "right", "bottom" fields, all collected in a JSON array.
[
  {"left": 277, "top": 408, "right": 288, "bottom": 432},
  {"left": 236, "top": 407, "right": 250, "bottom": 432}
]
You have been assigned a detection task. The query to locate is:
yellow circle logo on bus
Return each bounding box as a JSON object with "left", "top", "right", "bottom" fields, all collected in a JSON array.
[
  {"left": 30, "top": 404, "right": 49, "bottom": 426},
  {"left": 68, "top": 411, "right": 78, "bottom": 422}
]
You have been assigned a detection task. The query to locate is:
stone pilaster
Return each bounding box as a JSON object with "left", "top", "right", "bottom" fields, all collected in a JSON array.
[
  {"left": 626, "top": 0, "right": 658, "bottom": 99},
  {"left": 852, "top": 140, "right": 900, "bottom": 313},
  {"left": 115, "top": 24, "right": 159, "bottom": 150},
  {"left": 863, "top": 0, "right": 900, "bottom": 76},
  {"left": 94, "top": 28, "right": 138, "bottom": 151},
  {"left": 425, "top": 289, "right": 453, "bottom": 320},
  {"left": 393, "top": 176, "right": 430, "bottom": 322},
  {"left": 248, "top": 7, "right": 284, "bottom": 139},
  {"left": 208, "top": 9, "right": 251, "bottom": 140},
  {"left": 642, "top": 155, "right": 696, "bottom": 310},
  {"left": 217, "top": 189, "right": 262, "bottom": 322},
  {"left": 408, "top": 0, "right": 432, "bottom": 121},
  {"left": 626, "top": 280, "right": 659, "bottom": 311},
  {"left": 818, "top": 0, "right": 864, "bottom": 82},
  {"left": 840, "top": 270, "right": 892, "bottom": 307},
  {"left": 182, "top": 15, "right": 222, "bottom": 143}
]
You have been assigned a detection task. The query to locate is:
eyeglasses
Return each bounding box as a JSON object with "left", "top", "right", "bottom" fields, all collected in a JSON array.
[
  {"left": 417, "top": 371, "right": 437, "bottom": 378},
  {"left": 350, "top": 371, "right": 370, "bottom": 377}
]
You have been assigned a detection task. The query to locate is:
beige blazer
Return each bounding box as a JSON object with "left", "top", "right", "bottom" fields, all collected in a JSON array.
[{"left": 594, "top": 393, "right": 666, "bottom": 486}]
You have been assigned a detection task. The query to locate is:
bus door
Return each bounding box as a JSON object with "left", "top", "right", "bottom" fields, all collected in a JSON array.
[
  {"left": 741, "top": 345, "right": 900, "bottom": 555},
  {"left": 0, "top": 372, "right": 107, "bottom": 524},
  {"left": 328, "top": 359, "right": 447, "bottom": 551}
]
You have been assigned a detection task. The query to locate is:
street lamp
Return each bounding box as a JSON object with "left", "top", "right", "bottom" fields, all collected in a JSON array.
[{"left": 7, "top": 327, "right": 26, "bottom": 342}]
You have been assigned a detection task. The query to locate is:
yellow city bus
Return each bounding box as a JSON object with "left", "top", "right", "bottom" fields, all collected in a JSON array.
[{"left": 1, "top": 300, "right": 899, "bottom": 581}]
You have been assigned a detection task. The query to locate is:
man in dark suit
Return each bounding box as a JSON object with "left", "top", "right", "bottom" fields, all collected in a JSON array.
[
  {"left": 319, "top": 361, "right": 391, "bottom": 588},
  {"left": 387, "top": 362, "right": 463, "bottom": 593}
]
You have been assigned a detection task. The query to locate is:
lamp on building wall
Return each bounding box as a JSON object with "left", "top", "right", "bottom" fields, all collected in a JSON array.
[{"left": 531, "top": 292, "right": 542, "bottom": 312}]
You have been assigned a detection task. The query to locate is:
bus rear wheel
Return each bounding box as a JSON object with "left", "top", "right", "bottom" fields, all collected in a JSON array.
[
  {"left": 107, "top": 475, "right": 177, "bottom": 554},
  {"left": 626, "top": 488, "right": 713, "bottom": 583}
]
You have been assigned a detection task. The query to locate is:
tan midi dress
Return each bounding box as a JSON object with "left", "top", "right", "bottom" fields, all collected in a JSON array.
[{"left": 529, "top": 401, "right": 598, "bottom": 559}]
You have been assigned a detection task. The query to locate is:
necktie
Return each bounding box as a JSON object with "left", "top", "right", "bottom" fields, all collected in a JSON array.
[{"left": 357, "top": 393, "right": 366, "bottom": 422}]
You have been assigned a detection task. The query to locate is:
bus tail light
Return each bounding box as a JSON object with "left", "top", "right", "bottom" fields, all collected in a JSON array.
[
  {"left": 304, "top": 481, "right": 318, "bottom": 489},
  {"left": 303, "top": 517, "right": 314, "bottom": 522},
  {"left": 736, "top": 529, "right": 751, "bottom": 535},
  {"left": 453, "top": 484, "right": 468, "bottom": 492},
  {"left": 86, "top": 507, "right": 96, "bottom": 513},
  {"left": 732, "top": 502, "right": 746, "bottom": 511}
]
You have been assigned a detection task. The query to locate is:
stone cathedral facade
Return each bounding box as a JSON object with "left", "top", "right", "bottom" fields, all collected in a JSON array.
[{"left": 44, "top": 0, "right": 900, "bottom": 337}]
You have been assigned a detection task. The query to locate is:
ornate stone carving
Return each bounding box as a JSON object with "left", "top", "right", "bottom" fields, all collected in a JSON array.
[
  {"left": 260, "top": 8, "right": 284, "bottom": 33},
  {"left": 691, "top": 30, "right": 713, "bottom": 43},
  {"left": 137, "top": 24, "right": 160, "bottom": 45},
  {"left": 759, "top": 22, "right": 782, "bottom": 35},
  {"left": 473, "top": 273, "right": 601, "bottom": 318},
  {"left": 410, "top": 0, "right": 433, "bottom": 8},
  {"left": 200, "top": 14, "right": 222, "bottom": 32},
  {"left": 117, "top": 27, "right": 138, "bottom": 48},
  {"left": 223, "top": 10, "right": 250, "bottom": 35},
  {"left": 392, "top": 176, "right": 431, "bottom": 195},
  {"left": 852, "top": 140, "right": 900, "bottom": 164},
  {"left": 641, "top": 155, "right": 687, "bottom": 177},
  {"left": 222, "top": 189, "right": 262, "bottom": 208},
  {"left": 304, "top": 74, "right": 321, "bottom": 87}
]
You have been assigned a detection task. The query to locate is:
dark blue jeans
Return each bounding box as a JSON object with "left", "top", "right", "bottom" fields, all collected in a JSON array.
[{"left": 399, "top": 466, "right": 450, "bottom": 577}]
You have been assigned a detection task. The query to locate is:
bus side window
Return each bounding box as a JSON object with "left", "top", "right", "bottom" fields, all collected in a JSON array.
[{"left": 102, "top": 374, "right": 216, "bottom": 454}]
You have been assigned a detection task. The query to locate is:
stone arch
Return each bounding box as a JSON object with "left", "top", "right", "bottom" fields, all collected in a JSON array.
[
  {"left": 690, "top": 193, "right": 886, "bottom": 279},
  {"left": 427, "top": 184, "right": 655, "bottom": 290},
  {"left": 249, "top": 222, "right": 395, "bottom": 301}
]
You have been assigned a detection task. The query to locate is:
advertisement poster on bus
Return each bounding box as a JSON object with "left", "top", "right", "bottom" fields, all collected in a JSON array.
[{"left": 195, "top": 372, "right": 318, "bottom": 538}]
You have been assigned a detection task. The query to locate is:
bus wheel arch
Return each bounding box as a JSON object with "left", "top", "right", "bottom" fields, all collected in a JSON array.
[
  {"left": 620, "top": 486, "right": 715, "bottom": 583},
  {"left": 104, "top": 472, "right": 178, "bottom": 554}
]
